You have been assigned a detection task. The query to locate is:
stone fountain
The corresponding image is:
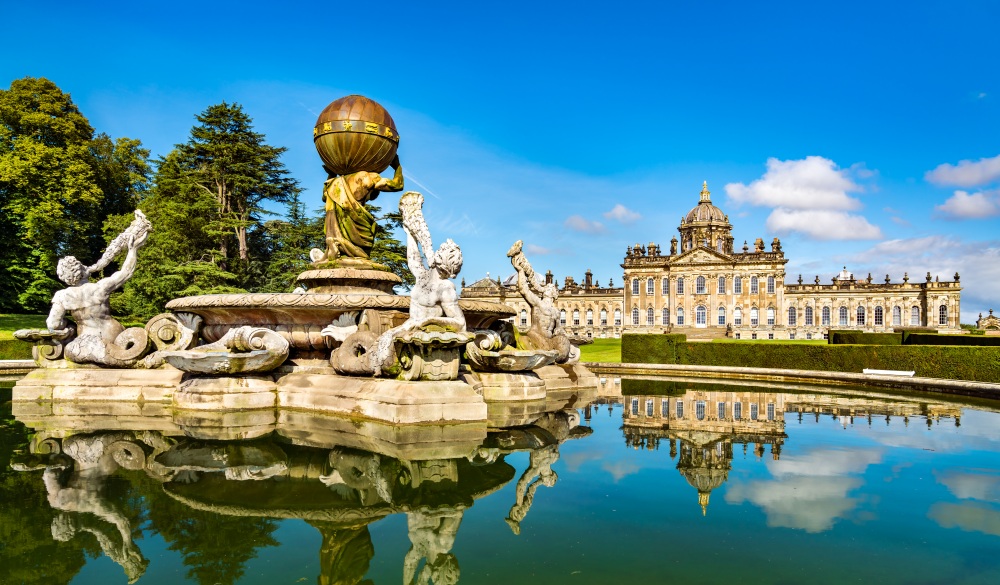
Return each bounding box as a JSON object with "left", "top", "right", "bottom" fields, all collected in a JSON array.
[{"left": 12, "top": 94, "right": 597, "bottom": 428}]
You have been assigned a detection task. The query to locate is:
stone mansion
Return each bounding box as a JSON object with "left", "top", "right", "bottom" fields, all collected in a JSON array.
[{"left": 461, "top": 182, "right": 962, "bottom": 340}]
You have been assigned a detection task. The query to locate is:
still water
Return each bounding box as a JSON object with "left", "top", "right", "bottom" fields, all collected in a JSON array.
[{"left": 2, "top": 377, "right": 1000, "bottom": 585}]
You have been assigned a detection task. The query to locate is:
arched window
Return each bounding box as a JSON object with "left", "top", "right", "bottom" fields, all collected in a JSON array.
[
  {"left": 911, "top": 306, "right": 920, "bottom": 326},
  {"left": 631, "top": 279, "right": 639, "bottom": 295},
  {"left": 646, "top": 307, "right": 654, "bottom": 325},
  {"left": 718, "top": 276, "right": 726, "bottom": 294},
  {"left": 696, "top": 305, "right": 707, "bottom": 325},
  {"left": 750, "top": 276, "right": 759, "bottom": 294},
  {"left": 822, "top": 306, "right": 831, "bottom": 325},
  {"left": 646, "top": 278, "right": 654, "bottom": 295},
  {"left": 939, "top": 304, "right": 948, "bottom": 325},
  {"left": 839, "top": 306, "right": 848, "bottom": 326},
  {"left": 677, "top": 307, "right": 685, "bottom": 325},
  {"left": 892, "top": 306, "right": 901, "bottom": 326},
  {"left": 717, "top": 238, "right": 724, "bottom": 253},
  {"left": 805, "top": 306, "right": 814, "bottom": 325},
  {"left": 874, "top": 306, "right": 883, "bottom": 326},
  {"left": 520, "top": 309, "right": 528, "bottom": 327},
  {"left": 767, "top": 276, "right": 775, "bottom": 294},
  {"left": 600, "top": 309, "right": 608, "bottom": 326},
  {"left": 696, "top": 276, "right": 706, "bottom": 294},
  {"left": 734, "top": 276, "right": 743, "bottom": 294},
  {"left": 788, "top": 307, "right": 797, "bottom": 326},
  {"left": 661, "top": 278, "right": 669, "bottom": 294},
  {"left": 767, "top": 307, "right": 775, "bottom": 325},
  {"left": 734, "top": 306, "right": 743, "bottom": 326},
  {"left": 857, "top": 306, "right": 866, "bottom": 325},
  {"left": 677, "top": 278, "right": 685, "bottom": 295},
  {"left": 586, "top": 309, "right": 593, "bottom": 325},
  {"left": 573, "top": 309, "right": 580, "bottom": 325},
  {"left": 662, "top": 308, "right": 670, "bottom": 325},
  {"left": 614, "top": 309, "right": 622, "bottom": 326},
  {"left": 560, "top": 309, "right": 567, "bottom": 326},
  {"left": 631, "top": 308, "right": 639, "bottom": 325},
  {"left": 750, "top": 307, "right": 759, "bottom": 326},
  {"left": 718, "top": 306, "right": 726, "bottom": 325}
]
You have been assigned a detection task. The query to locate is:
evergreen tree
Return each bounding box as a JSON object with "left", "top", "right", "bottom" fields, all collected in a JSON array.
[
  {"left": 260, "top": 192, "right": 323, "bottom": 292},
  {"left": 368, "top": 204, "right": 414, "bottom": 289},
  {"left": 0, "top": 77, "right": 150, "bottom": 311}
]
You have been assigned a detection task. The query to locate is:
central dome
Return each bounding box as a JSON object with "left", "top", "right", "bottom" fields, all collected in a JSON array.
[
  {"left": 313, "top": 95, "right": 399, "bottom": 176},
  {"left": 683, "top": 182, "right": 728, "bottom": 224}
]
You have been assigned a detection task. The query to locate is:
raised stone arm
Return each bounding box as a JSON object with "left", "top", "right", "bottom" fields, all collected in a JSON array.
[
  {"left": 404, "top": 227, "right": 429, "bottom": 282},
  {"left": 97, "top": 232, "right": 147, "bottom": 297},
  {"left": 373, "top": 155, "right": 404, "bottom": 192},
  {"left": 507, "top": 241, "right": 542, "bottom": 306}
]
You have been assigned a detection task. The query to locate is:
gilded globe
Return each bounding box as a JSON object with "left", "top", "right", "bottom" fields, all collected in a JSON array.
[{"left": 313, "top": 95, "right": 399, "bottom": 176}]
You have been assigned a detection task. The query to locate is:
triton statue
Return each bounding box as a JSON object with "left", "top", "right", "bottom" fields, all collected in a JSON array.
[{"left": 507, "top": 240, "right": 579, "bottom": 364}]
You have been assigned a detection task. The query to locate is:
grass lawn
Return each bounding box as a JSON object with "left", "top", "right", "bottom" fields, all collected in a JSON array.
[
  {"left": 0, "top": 314, "right": 47, "bottom": 341},
  {"left": 579, "top": 337, "right": 621, "bottom": 363}
]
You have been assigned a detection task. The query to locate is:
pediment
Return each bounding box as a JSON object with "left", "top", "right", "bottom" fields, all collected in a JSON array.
[{"left": 673, "top": 248, "right": 731, "bottom": 265}]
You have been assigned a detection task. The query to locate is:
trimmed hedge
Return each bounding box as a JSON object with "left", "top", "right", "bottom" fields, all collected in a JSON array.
[
  {"left": 904, "top": 333, "right": 1000, "bottom": 347},
  {"left": 622, "top": 333, "right": 1000, "bottom": 383},
  {"left": 621, "top": 378, "right": 688, "bottom": 396},
  {"left": 829, "top": 330, "right": 901, "bottom": 345},
  {"left": 0, "top": 339, "right": 32, "bottom": 360}
]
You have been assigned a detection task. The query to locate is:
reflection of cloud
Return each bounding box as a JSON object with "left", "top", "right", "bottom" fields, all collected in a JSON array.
[
  {"left": 929, "top": 502, "right": 1000, "bottom": 537},
  {"left": 725, "top": 448, "right": 882, "bottom": 533},
  {"left": 602, "top": 460, "right": 642, "bottom": 482},
  {"left": 935, "top": 469, "right": 1000, "bottom": 502}
]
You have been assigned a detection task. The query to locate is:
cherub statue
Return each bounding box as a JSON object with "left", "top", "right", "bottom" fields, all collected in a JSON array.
[
  {"left": 46, "top": 210, "right": 152, "bottom": 367},
  {"left": 370, "top": 192, "right": 466, "bottom": 372},
  {"left": 507, "top": 240, "right": 579, "bottom": 364}
]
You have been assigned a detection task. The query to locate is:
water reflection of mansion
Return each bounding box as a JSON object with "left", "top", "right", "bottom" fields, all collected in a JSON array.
[
  {"left": 621, "top": 387, "right": 962, "bottom": 513},
  {"left": 461, "top": 182, "right": 962, "bottom": 339}
]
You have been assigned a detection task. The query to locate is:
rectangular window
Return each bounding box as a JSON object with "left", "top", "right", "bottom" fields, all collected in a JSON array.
[
  {"left": 735, "top": 333, "right": 741, "bottom": 339},
  {"left": 750, "top": 278, "right": 759, "bottom": 294},
  {"left": 677, "top": 279, "right": 685, "bottom": 295},
  {"left": 750, "top": 403, "right": 759, "bottom": 420},
  {"left": 662, "top": 278, "right": 669, "bottom": 294},
  {"left": 632, "top": 280, "right": 639, "bottom": 295},
  {"left": 676, "top": 401, "right": 684, "bottom": 418},
  {"left": 718, "top": 402, "right": 726, "bottom": 420},
  {"left": 767, "top": 403, "right": 775, "bottom": 421},
  {"left": 767, "top": 276, "right": 775, "bottom": 294},
  {"left": 789, "top": 333, "right": 795, "bottom": 340},
  {"left": 806, "top": 333, "right": 812, "bottom": 340},
  {"left": 630, "top": 397, "right": 639, "bottom": 415},
  {"left": 734, "top": 402, "right": 742, "bottom": 419},
  {"left": 662, "top": 308, "right": 670, "bottom": 325},
  {"left": 661, "top": 399, "right": 669, "bottom": 416},
  {"left": 734, "top": 277, "right": 743, "bottom": 294},
  {"left": 751, "top": 333, "right": 757, "bottom": 339},
  {"left": 646, "top": 399, "right": 654, "bottom": 416},
  {"left": 768, "top": 333, "right": 774, "bottom": 340}
]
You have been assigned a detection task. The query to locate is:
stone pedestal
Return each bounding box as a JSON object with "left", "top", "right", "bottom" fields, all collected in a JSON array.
[
  {"left": 536, "top": 363, "right": 599, "bottom": 393},
  {"left": 476, "top": 371, "right": 546, "bottom": 402},
  {"left": 486, "top": 399, "right": 548, "bottom": 429},
  {"left": 12, "top": 365, "right": 184, "bottom": 403},
  {"left": 297, "top": 266, "right": 401, "bottom": 295},
  {"left": 172, "top": 409, "right": 276, "bottom": 441},
  {"left": 277, "top": 368, "right": 486, "bottom": 424},
  {"left": 174, "top": 375, "right": 278, "bottom": 411}
]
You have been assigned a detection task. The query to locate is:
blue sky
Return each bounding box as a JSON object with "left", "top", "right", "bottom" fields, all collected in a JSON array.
[{"left": 4, "top": 1, "right": 999, "bottom": 321}]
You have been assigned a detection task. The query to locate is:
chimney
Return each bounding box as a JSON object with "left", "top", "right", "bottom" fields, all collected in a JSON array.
[
  {"left": 585, "top": 269, "right": 593, "bottom": 288},
  {"left": 545, "top": 270, "right": 553, "bottom": 285}
]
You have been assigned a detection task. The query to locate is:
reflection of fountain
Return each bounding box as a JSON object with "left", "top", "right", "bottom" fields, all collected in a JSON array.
[{"left": 12, "top": 94, "right": 597, "bottom": 430}]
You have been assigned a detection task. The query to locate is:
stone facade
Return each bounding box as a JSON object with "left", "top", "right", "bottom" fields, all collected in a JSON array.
[
  {"left": 463, "top": 182, "right": 962, "bottom": 340},
  {"left": 460, "top": 271, "right": 624, "bottom": 339}
]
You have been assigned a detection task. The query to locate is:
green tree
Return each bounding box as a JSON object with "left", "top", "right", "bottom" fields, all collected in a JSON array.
[
  {"left": 260, "top": 193, "right": 324, "bottom": 292},
  {"left": 369, "top": 204, "right": 414, "bottom": 289},
  {"left": 0, "top": 77, "right": 150, "bottom": 311}
]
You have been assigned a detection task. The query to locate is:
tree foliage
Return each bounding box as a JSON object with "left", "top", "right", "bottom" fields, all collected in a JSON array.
[{"left": 0, "top": 77, "right": 150, "bottom": 312}]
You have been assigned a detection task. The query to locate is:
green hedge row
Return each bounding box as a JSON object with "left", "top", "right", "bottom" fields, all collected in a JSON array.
[
  {"left": 622, "top": 333, "right": 1000, "bottom": 383},
  {"left": 829, "top": 330, "right": 901, "bottom": 345},
  {"left": 904, "top": 333, "right": 1000, "bottom": 347},
  {"left": 0, "top": 339, "right": 33, "bottom": 360}
]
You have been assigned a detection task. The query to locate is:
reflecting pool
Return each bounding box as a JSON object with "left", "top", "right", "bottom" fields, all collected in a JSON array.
[{"left": 3, "top": 377, "right": 1000, "bottom": 584}]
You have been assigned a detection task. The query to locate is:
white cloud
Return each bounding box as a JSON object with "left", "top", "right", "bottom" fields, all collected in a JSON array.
[
  {"left": 564, "top": 215, "right": 606, "bottom": 234},
  {"left": 934, "top": 190, "right": 1000, "bottom": 219},
  {"left": 603, "top": 204, "right": 641, "bottom": 223},
  {"left": 926, "top": 154, "right": 1000, "bottom": 188},
  {"left": 725, "top": 156, "right": 880, "bottom": 241},
  {"left": 526, "top": 243, "right": 556, "bottom": 255},
  {"left": 767, "top": 209, "right": 883, "bottom": 240},
  {"left": 726, "top": 156, "right": 863, "bottom": 211}
]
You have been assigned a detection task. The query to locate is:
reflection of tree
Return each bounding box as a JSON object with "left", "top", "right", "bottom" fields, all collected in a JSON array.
[
  {"left": 0, "top": 405, "right": 89, "bottom": 584},
  {"left": 138, "top": 477, "right": 280, "bottom": 585}
]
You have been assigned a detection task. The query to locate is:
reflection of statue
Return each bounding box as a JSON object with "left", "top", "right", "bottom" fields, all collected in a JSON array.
[
  {"left": 46, "top": 210, "right": 152, "bottom": 367},
  {"left": 505, "top": 444, "right": 559, "bottom": 534},
  {"left": 42, "top": 434, "right": 150, "bottom": 583},
  {"left": 312, "top": 523, "right": 375, "bottom": 585},
  {"left": 507, "top": 240, "right": 579, "bottom": 364},
  {"left": 403, "top": 508, "right": 464, "bottom": 585},
  {"left": 370, "top": 191, "right": 467, "bottom": 372},
  {"left": 317, "top": 155, "right": 404, "bottom": 261}
]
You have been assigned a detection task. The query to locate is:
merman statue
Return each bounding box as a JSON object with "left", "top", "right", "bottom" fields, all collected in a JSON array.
[{"left": 507, "top": 240, "right": 579, "bottom": 364}]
